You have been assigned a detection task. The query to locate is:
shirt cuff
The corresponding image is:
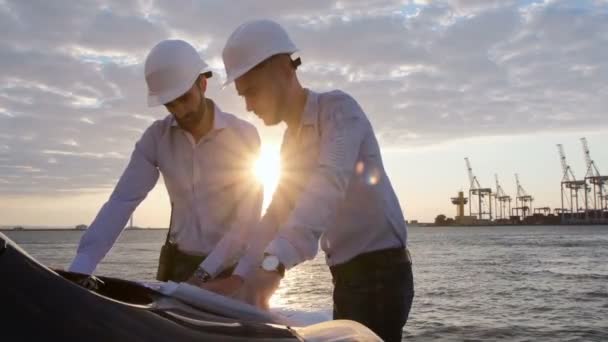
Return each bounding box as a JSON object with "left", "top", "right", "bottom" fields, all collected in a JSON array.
[
  {"left": 233, "top": 257, "right": 258, "bottom": 280},
  {"left": 68, "top": 253, "right": 97, "bottom": 275},
  {"left": 199, "top": 253, "right": 223, "bottom": 278},
  {"left": 265, "top": 237, "right": 301, "bottom": 269}
]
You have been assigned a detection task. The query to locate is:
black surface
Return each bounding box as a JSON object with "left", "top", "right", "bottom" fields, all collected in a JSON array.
[{"left": 0, "top": 233, "right": 300, "bottom": 341}]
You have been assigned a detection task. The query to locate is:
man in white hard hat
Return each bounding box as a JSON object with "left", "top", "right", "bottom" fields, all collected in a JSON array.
[
  {"left": 203, "top": 20, "right": 414, "bottom": 342},
  {"left": 68, "top": 39, "right": 263, "bottom": 287}
]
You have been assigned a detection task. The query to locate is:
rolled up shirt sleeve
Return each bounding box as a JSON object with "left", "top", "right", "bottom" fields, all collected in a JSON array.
[
  {"left": 68, "top": 126, "right": 160, "bottom": 274},
  {"left": 266, "top": 101, "right": 367, "bottom": 268},
  {"left": 200, "top": 131, "right": 263, "bottom": 277}
]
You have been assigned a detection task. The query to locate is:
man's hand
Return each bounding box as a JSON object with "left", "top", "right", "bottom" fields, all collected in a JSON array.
[
  {"left": 76, "top": 275, "right": 104, "bottom": 291},
  {"left": 186, "top": 274, "right": 208, "bottom": 288},
  {"left": 186, "top": 267, "right": 212, "bottom": 287},
  {"left": 241, "top": 270, "right": 282, "bottom": 311},
  {"left": 201, "top": 275, "right": 244, "bottom": 296}
]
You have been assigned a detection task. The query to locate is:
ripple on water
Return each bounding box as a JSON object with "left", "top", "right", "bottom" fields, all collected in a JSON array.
[{"left": 6, "top": 226, "right": 608, "bottom": 341}]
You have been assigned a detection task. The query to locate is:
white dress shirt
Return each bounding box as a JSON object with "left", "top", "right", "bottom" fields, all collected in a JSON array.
[
  {"left": 69, "top": 101, "right": 263, "bottom": 276},
  {"left": 234, "top": 89, "right": 408, "bottom": 278}
]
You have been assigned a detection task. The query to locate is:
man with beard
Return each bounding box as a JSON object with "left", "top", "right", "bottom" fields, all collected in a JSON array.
[
  {"left": 69, "top": 40, "right": 263, "bottom": 287},
  {"left": 203, "top": 20, "right": 414, "bottom": 342}
]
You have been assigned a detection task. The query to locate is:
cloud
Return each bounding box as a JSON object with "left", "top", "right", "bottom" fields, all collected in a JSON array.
[
  {"left": 78, "top": 9, "right": 169, "bottom": 54},
  {"left": 1, "top": 0, "right": 607, "bottom": 194}
]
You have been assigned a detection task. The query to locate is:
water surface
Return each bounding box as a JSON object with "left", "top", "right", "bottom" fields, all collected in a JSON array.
[{"left": 5, "top": 225, "right": 608, "bottom": 341}]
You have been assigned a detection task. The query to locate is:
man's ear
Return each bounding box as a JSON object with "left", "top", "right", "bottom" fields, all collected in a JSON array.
[
  {"left": 278, "top": 55, "right": 296, "bottom": 78},
  {"left": 197, "top": 74, "right": 208, "bottom": 93}
]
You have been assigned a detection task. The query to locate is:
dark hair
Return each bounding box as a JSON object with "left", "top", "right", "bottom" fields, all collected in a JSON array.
[
  {"left": 291, "top": 56, "right": 301, "bottom": 69},
  {"left": 252, "top": 54, "right": 301, "bottom": 73}
]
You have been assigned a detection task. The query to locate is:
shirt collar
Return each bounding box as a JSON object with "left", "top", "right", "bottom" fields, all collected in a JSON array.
[
  {"left": 170, "top": 99, "right": 228, "bottom": 132},
  {"left": 300, "top": 89, "right": 319, "bottom": 127}
]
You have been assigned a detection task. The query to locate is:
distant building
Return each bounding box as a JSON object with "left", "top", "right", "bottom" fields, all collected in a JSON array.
[{"left": 454, "top": 215, "right": 478, "bottom": 225}]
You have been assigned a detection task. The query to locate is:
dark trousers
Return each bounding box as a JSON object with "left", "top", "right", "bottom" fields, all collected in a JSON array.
[
  {"left": 168, "top": 249, "right": 235, "bottom": 282},
  {"left": 331, "top": 248, "right": 414, "bottom": 342}
]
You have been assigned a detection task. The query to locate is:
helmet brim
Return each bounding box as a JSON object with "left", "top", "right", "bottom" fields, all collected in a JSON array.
[{"left": 147, "top": 67, "right": 212, "bottom": 107}]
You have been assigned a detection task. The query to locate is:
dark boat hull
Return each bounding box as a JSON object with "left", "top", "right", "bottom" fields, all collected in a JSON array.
[{"left": 0, "top": 233, "right": 300, "bottom": 341}]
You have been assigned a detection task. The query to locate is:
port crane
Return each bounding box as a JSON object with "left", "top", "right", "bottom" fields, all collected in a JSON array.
[
  {"left": 581, "top": 137, "right": 608, "bottom": 216},
  {"left": 465, "top": 157, "right": 493, "bottom": 220},
  {"left": 494, "top": 174, "right": 511, "bottom": 220},
  {"left": 513, "top": 173, "right": 533, "bottom": 219},
  {"left": 557, "top": 144, "right": 586, "bottom": 221}
]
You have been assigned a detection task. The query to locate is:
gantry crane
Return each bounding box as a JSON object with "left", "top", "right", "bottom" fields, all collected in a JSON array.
[
  {"left": 581, "top": 137, "right": 608, "bottom": 217},
  {"left": 557, "top": 144, "right": 586, "bottom": 222},
  {"left": 513, "top": 173, "right": 533, "bottom": 219},
  {"left": 494, "top": 174, "right": 511, "bottom": 220},
  {"left": 465, "top": 157, "right": 492, "bottom": 220}
]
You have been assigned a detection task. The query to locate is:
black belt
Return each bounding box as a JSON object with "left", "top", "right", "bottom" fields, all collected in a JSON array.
[
  {"left": 170, "top": 249, "right": 234, "bottom": 282},
  {"left": 174, "top": 248, "right": 208, "bottom": 265},
  {"left": 329, "top": 247, "right": 412, "bottom": 278}
]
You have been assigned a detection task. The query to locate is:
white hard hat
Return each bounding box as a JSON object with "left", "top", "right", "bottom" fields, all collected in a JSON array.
[
  {"left": 144, "top": 39, "right": 212, "bottom": 107},
  {"left": 222, "top": 19, "right": 298, "bottom": 86}
]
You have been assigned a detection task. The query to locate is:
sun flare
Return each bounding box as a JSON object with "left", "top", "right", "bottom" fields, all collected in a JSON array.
[{"left": 253, "top": 144, "right": 281, "bottom": 212}]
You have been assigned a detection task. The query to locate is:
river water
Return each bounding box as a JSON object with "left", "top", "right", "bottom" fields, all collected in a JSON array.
[{"left": 4, "top": 225, "right": 608, "bottom": 341}]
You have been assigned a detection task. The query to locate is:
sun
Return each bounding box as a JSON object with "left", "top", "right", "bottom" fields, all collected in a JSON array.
[{"left": 253, "top": 143, "right": 282, "bottom": 213}]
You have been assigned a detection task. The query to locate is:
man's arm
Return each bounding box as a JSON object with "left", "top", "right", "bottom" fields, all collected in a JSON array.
[
  {"left": 265, "top": 100, "right": 367, "bottom": 268},
  {"left": 197, "top": 179, "right": 263, "bottom": 276},
  {"left": 203, "top": 153, "right": 288, "bottom": 292},
  {"left": 229, "top": 99, "right": 368, "bottom": 279},
  {"left": 231, "top": 207, "right": 282, "bottom": 280},
  {"left": 69, "top": 126, "right": 160, "bottom": 274},
  {"left": 201, "top": 189, "right": 282, "bottom": 297},
  {"left": 198, "top": 128, "right": 263, "bottom": 277},
  {"left": 205, "top": 100, "right": 367, "bottom": 301}
]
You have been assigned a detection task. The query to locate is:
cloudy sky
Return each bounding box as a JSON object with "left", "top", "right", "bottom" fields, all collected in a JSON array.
[{"left": 1, "top": 0, "right": 607, "bottom": 227}]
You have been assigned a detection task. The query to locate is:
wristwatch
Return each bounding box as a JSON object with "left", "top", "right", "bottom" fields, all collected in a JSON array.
[
  {"left": 193, "top": 267, "right": 212, "bottom": 283},
  {"left": 261, "top": 253, "right": 285, "bottom": 278}
]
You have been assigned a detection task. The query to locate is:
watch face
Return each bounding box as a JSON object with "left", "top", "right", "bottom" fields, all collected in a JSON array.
[{"left": 262, "top": 255, "right": 279, "bottom": 271}]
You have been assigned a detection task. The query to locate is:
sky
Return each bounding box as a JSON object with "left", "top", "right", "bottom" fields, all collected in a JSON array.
[{"left": 1, "top": 0, "right": 607, "bottom": 227}]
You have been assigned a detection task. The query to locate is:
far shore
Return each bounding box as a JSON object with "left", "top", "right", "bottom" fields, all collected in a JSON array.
[{"left": 0, "top": 227, "right": 167, "bottom": 231}]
